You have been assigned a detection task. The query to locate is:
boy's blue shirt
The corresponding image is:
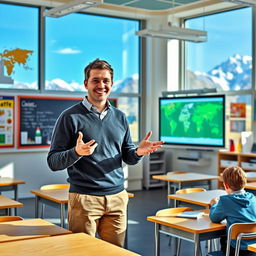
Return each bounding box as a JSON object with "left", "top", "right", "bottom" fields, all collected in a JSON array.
[{"left": 209, "top": 191, "right": 256, "bottom": 250}]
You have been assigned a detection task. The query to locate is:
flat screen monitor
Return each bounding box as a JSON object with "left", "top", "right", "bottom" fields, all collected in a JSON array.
[{"left": 159, "top": 94, "right": 225, "bottom": 149}]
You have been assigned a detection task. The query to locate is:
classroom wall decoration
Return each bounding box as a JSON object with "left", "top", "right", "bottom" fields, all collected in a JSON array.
[
  {"left": 18, "top": 96, "right": 82, "bottom": 149},
  {"left": 0, "top": 95, "right": 14, "bottom": 148}
]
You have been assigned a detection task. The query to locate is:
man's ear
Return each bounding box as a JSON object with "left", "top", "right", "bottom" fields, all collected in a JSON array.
[{"left": 84, "top": 80, "right": 88, "bottom": 89}]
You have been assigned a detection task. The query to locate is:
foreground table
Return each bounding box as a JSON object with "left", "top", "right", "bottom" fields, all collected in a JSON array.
[
  {"left": 0, "top": 195, "right": 23, "bottom": 215},
  {"left": 153, "top": 172, "right": 219, "bottom": 205},
  {"left": 147, "top": 210, "right": 226, "bottom": 256},
  {"left": 245, "top": 182, "right": 256, "bottom": 190},
  {"left": 0, "top": 232, "right": 141, "bottom": 256},
  {"left": 168, "top": 189, "right": 226, "bottom": 207},
  {"left": 0, "top": 218, "right": 71, "bottom": 243},
  {"left": 0, "top": 177, "right": 25, "bottom": 215}
]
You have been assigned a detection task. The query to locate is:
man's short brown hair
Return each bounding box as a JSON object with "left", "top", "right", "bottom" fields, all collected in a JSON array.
[
  {"left": 222, "top": 166, "right": 247, "bottom": 191},
  {"left": 84, "top": 58, "right": 113, "bottom": 81}
]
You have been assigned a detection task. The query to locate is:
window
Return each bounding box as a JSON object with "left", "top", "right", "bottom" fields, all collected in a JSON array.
[
  {"left": 184, "top": 7, "right": 253, "bottom": 147},
  {"left": 45, "top": 13, "right": 139, "bottom": 93},
  {"left": 185, "top": 7, "right": 252, "bottom": 92},
  {"left": 0, "top": 3, "right": 39, "bottom": 90}
]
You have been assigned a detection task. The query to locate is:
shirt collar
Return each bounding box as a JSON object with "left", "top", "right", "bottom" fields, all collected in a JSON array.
[{"left": 82, "top": 97, "right": 111, "bottom": 112}]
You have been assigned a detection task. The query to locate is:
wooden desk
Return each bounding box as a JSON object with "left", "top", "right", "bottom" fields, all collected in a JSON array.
[
  {"left": 248, "top": 243, "right": 256, "bottom": 252},
  {"left": 0, "top": 218, "right": 71, "bottom": 243},
  {"left": 147, "top": 210, "right": 226, "bottom": 256},
  {"left": 245, "top": 182, "right": 256, "bottom": 190},
  {"left": 153, "top": 173, "right": 219, "bottom": 205},
  {"left": 0, "top": 232, "right": 141, "bottom": 256},
  {"left": 0, "top": 195, "right": 23, "bottom": 215},
  {"left": 168, "top": 189, "right": 226, "bottom": 207},
  {"left": 30, "top": 188, "right": 134, "bottom": 248},
  {"left": 0, "top": 177, "right": 25, "bottom": 215}
]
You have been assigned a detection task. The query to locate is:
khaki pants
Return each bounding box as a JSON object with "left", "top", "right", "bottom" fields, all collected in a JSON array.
[{"left": 68, "top": 190, "right": 128, "bottom": 247}]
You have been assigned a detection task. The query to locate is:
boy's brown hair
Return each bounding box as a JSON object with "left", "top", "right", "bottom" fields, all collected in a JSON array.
[{"left": 222, "top": 166, "right": 247, "bottom": 191}]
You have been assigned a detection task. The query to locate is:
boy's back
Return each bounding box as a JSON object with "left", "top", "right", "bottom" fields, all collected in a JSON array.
[{"left": 209, "top": 166, "right": 256, "bottom": 255}]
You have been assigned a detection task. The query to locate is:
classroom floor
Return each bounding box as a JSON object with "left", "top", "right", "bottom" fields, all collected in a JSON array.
[{"left": 14, "top": 187, "right": 208, "bottom": 256}]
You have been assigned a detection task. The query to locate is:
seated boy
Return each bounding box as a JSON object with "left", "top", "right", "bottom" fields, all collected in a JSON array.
[{"left": 210, "top": 166, "right": 256, "bottom": 256}]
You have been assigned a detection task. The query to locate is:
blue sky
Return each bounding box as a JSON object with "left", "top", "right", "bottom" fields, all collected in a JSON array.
[{"left": 0, "top": 3, "right": 139, "bottom": 85}]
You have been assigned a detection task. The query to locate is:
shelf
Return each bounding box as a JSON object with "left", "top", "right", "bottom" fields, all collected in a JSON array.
[{"left": 177, "top": 158, "right": 210, "bottom": 166}]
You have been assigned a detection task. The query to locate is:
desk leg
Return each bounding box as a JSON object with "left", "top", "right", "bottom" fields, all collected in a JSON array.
[
  {"left": 35, "top": 196, "right": 39, "bottom": 218},
  {"left": 155, "top": 223, "right": 160, "bottom": 256},
  {"left": 194, "top": 234, "right": 202, "bottom": 256},
  {"left": 167, "top": 181, "right": 170, "bottom": 206},
  {"left": 208, "top": 180, "right": 212, "bottom": 190},
  {"left": 60, "top": 203, "right": 65, "bottom": 228},
  {"left": 14, "top": 185, "right": 18, "bottom": 215}
]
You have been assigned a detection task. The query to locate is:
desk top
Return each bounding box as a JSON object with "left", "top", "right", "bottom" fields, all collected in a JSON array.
[
  {"left": 248, "top": 243, "right": 256, "bottom": 252},
  {"left": 168, "top": 189, "right": 227, "bottom": 207},
  {"left": 245, "top": 182, "right": 256, "bottom": 190},
  {"left": 31, "top": 188, "right": 134, "bottom": 204},
  {"left": 147, "top": 210, "right": 225, "bottom": 234},
  {"left": 0, "top": 232, "right": 141, "bottom": 256},
  {"left": 0, "top": 177, "right": 25, "bottom": 186},
  {"left": 152, "top": 172, "right": 219, "bottom": 183},
  {"left": 0, "top": 195, "right": 23, "bottom": 209},
  {"left": 0, "top": 218, "right": 71, "bottom": 243}
]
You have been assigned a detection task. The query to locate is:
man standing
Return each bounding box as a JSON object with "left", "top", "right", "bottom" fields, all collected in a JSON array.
[{"left": 47, "top": 58, "right": 163, "bottom": 247}]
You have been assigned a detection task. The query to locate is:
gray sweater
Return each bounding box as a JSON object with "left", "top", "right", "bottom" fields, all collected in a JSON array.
[{"left": 47, "top": 102, "right": 141, "bottom": 195}]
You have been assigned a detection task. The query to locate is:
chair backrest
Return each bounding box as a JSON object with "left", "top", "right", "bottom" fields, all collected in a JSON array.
[
  {"left": 40, "top": 184, "right": 70, "bottom": 190},
  {"left": 156, "top": 207, "right": 193, "bottom": 216},
  {"left": 226, "top": 222, "right": 256, "bottom": 256},
  {"left": 0, "top": 216, "right": 23, "bottom": 222},
  {"left": 167, "top": 171, "right": 187, "bottom": 175},
  {"left": 176, "top": 187, "right": 206, "bottom": 194}
]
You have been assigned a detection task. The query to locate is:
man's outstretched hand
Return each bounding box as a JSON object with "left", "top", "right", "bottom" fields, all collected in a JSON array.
[
  {"left": 75, "top": 131, "right": 98, "bottom": 156},
  {"left": 136, "top": 131, "right": 164, "bottom": 156}
]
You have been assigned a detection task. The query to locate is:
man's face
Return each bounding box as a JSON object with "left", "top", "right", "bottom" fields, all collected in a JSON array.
[{"left": 84, "top": 69, "right": 113, "bottom": 104}]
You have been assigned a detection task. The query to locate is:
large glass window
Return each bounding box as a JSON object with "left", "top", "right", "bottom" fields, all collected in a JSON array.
[
  {"left": 0, "top": 3, "right": 39, "bottom": 89},
  {"left": 45, "top": 13, "right": 139, "bottom": 93},
  {"left": 185, "top": 7, "right": 252, "bottom": 92},
  {"left": 184, "top": 7, "right": 253, "bottom": 148}
]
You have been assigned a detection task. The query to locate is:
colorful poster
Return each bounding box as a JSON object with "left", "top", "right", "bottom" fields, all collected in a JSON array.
[
  {"left": 0, "top": 96, "right": 14, "bottom": 147},
  {"left": 230, "top": 103, "right": 246, "bottom": 118}
]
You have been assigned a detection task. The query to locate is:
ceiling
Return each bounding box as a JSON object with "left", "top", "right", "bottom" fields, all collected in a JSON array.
[{"left": 102, "top": 0, "right": 201, "bottom": 11}]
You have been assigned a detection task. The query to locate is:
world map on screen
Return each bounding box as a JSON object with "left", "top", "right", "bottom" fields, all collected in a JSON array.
[{"left": 161, "top": 101, "right": 223, "bottom": 139}]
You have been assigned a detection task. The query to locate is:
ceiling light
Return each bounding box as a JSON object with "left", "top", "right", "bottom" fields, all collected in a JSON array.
[
  {"left": 136, "top": 26, "right": 207, "bottom": 43},
  {"left": 43, "top": 0, "right": 103, "bottom": 18},
  {"left": 223, "top": 0, "right": 256, "bottom": 5}
]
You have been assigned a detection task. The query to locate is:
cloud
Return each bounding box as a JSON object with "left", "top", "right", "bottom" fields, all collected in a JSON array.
[{"left": 55, "top": 48, "right": 81, "bottom": 54}]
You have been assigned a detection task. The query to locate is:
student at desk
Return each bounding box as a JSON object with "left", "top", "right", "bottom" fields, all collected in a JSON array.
[{"left": 210, "top": 166, "right": 256, "bottom": 256}]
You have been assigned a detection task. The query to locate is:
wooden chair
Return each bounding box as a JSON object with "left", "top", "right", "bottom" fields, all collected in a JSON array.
[
  {"left": 176, "top": 187, "right": 206, "bottom": 194},
  {"left": 156, "top": 207, "right": 194, "bottom": 256},
  {"left": 207, "top": 222, "right": 256, "bottom": 256},
  {"left": 40, "top": 184, "right": 70, "bottom": 190},
  {"left": 0, "top": 216, "right": 23, "bottom": 222},
  {"left": 40, "top": 184, "right": 69, "bottom": 218}
]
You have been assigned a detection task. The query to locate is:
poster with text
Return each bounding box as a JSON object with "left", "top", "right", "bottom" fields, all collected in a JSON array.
[{"left": 0, "top": 96, "right": 14, "bottom": 148}]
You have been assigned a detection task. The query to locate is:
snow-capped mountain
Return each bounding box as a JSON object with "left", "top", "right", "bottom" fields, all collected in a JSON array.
[{"left": 187, "top": 54, "right": 252, "bottom": 91}]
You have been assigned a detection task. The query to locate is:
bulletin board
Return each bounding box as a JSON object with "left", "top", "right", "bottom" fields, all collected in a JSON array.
[
  {"left": 0, "top": 95, "right": 15, "bottom": 148},
  {"left": 17, "top": 96, "right": 82, "bottom": 149}
]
